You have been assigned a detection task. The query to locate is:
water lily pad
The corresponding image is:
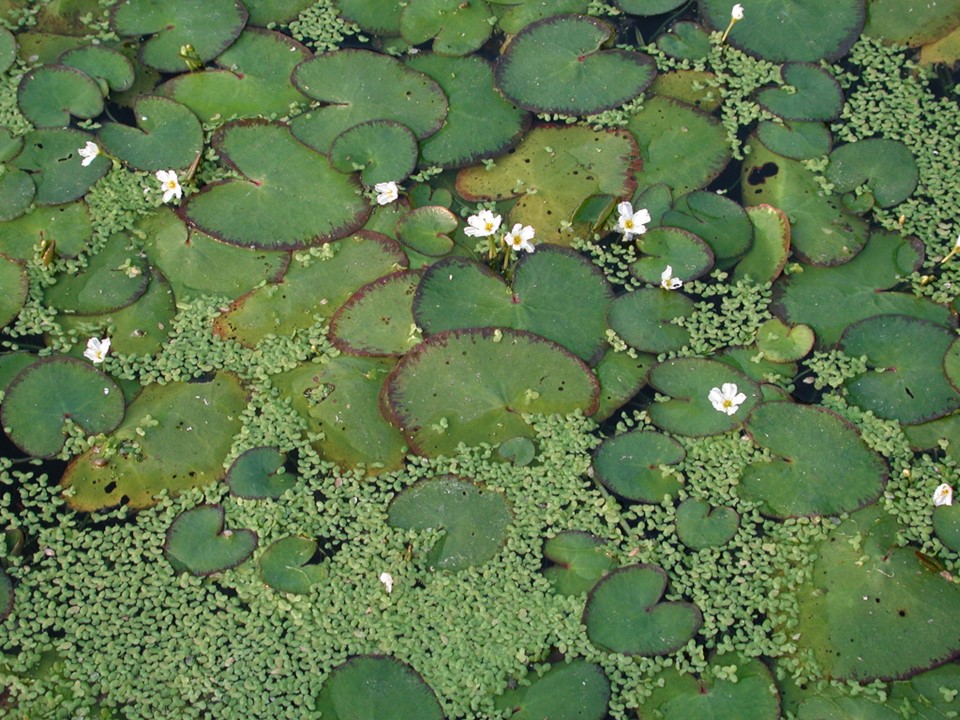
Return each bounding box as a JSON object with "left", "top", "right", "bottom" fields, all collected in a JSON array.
[
  {"left": 59, "top": 44, "right": 134, "bottom": 94},
  {"left": 494, "top": 660, "right": 611, "bottom": 720},
  {"left": 885, "top": 664, "right": 960, "bottom": 718},
  {"left": 675, "top": 499, "right": 740, "bottom": 550},
  {"left": 456, "top": 125, "right": 639, "bottom": 245},
  {"left": 656, "top": 21, "right": 712, "bottom": 61},
  {"left": 415, "top": 248, "right": 613, "bottom": 362},
  {"left": 0, "top": 253, "right": 27, "bottom": 329},
  {"left": 627, "top": 96, "right": 730, "bottom": 196},
  {"left": 12, "top": 129, "right": 109, "bottom": 205},
  {"left": 933, "top": 504, "right": 960, "bottom": 553},
  {"left": 291, "top": 49, "right": 447, "bottom": 153},
  {"left": 242, "top": 0, "right": 315, "bottom": 26},
  {"left": 756, "top": 119, "right": 833, "bottom": 160},
  {"left": 497, "top": 436, "right": 536, "bottom": 466},
  {"left": 408, "top": 53, "right": 530, "bottom": 169},
  {"left": 794, "top": 506, "right": 960, "bottom": 681},
  {"left": 662, "top": 190, "right": 753, "bottom": 265},
  {"left": 44, "top": 232, "right": 149, "bottom": 315},
  {"left": 315, "top": 655, "right": 444, "bottom": 720},
  {"left": 757, "top": 62, "right": 844, "bottom": 121},
  {"left": 1, "top": 356, "right": 124, "bottom": 458},
  {"left": 383, "top": 328, "right": 599, "bottom": 456},
  {"left": 583, "top": 563, "right": 702, "bottom": 656},
  {"left": 387, "top": 475, "right": 512, "bottom": 571},
  {"left": 593, "top": 348, "right": 654, "bottom": 422},
  {"left": 159, "top": 29, "right": 311, "bottom": 123},
  {"left": 494, "top": 14, "right": 656, "bottom": 115},
  {"left": 631, "top": 227, "right": 714, "bottom": 284},
  {"left": 608, "top": 287, "right": 694, "bottom": 355},
  {"left": 645, "top": 653, "right": 781, "bottom": 720},
  {"left": 335, "top": 0, "right": 404, "bottom": 35},
  {"left": 225, "top": 447, "right": 296, "bottom": 499},
  {"left": 400, "top": 0, "right": 494, "bottom": 56},
  {"left": 259, "top": 536, "right": 326, "bottom": 594},
  {"left": 698, "top": 0, "right": 865, "bottom": 62},
  {"left": 329, "top": 270, "right": 422, "bottom": 357},
  {"left": 111, "top": 0, "right": 248, "bottom": 73},
  {"left": 772, "top": 230, "right": 951, "bottom": 345},
  {"left": 17, "top": 65, "right": 103, "bottom": 128},
  {"left": 165, "top": 504, "right": 257, "bottom": 576},
  {"left": 396, "top": 205, "right": 457, "bottom": 257},
  {"left": 825, "top": 139, "right": 919, "bottom": 209},
  {"left": 650, "top": 69, "right": 721, "bottom": 111},
  {"left": 840, "top": 315, "right": 960, "bottom": 425},
  {"left": 97, "top": 95, "right": 201, "bottom": 172},
  {"left": 60, "top": 373, "right": 247, "bottom": 510},
  {"left": 330, "top": 120, "right": 417, "bottom": 186},
  {"left": 274, "top": 356, "right": 407, "bottom": 472},
  {"left": 542, "top": 531, "right": 616, "bottom": 596},
  {"left": 0, "top": 201, "right": 92, "bottom": 261},
  {"left": 496, "top": 0, "right": 590, "bottom": 34},
  {"left": 756, "top": 317, "right": 814, "bottom": 363},
  {"left": 618, "top": 0, "right": 686, "bottom": 15},
  {"left": 215, "top": 232, "right": 406, "bottom": 346},
  {"left": 647, "top": 358, "right": 761, "bottom": 436},
  {"left": 592, "top": 430, "right": 684, "bottom": 502},
  {"left": 184, "top": 120, "right": 370, "bottom": 250},
  {"left": 733, "top": 205, "right": 790, "bottom": 284},
  {"left": 0, "top": 168, "right": 34, "bottom": 222},
  {"left": 864, "top": 0, "right": 960, "bottom": 47},
  {"left": 742, "top": 139, "right": 868, "bottom": 266},
  {"left": 0, "top": 27, "right": 14, "bottom": 74},
  {"left": 740, "top": 403, "right": 888, "bottom": 518}
]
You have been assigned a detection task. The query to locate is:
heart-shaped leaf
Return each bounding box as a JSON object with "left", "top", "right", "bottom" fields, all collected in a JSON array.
[
  {"left": 17, "top": 65, "right": 103, "bottom": 128},
  {"left": 732, "top": 205, "right": 790, "bottom": 284},
  {"left": 336, "top": 0, "right": 404, "bottom": 35},
  {"left": 756, "top": 317, "right": 814, "bottom": 363},
  {"left": 542, "top": 531, "right": 616, "bottom": 596},
  {"left": 592, "top": 430, "right": 685, "bottom": 502},
  {"left": 12, "top": 129, "right": 109, "bottom": 205},
  {"left": 662, "top": 190, "right": 753, "bottom": 266},
  {"left": 97, "top": 95, "right": 201, "bottom": 172},
  {"left": 825, "top": 138, "right": 919, "bottom": 209},
  {"left": 756, "top": 119, "right": 833, "bottom": 160},
  {"left": 315, "top": 656, "right": 444, "bottom": 720},
  {"left": 330, "top": 120, "right": 418, "bottom": 186},
  {"left": 593, "top": 347, "right": 655, "bottom": 422},
  {"left": 396, "top": 205, "right": 457, "bottom": 257},
  {"left": 630, "top": 227, "right": 714, "bottom": 284},
  {"left": 165, "top": 504, "right": 257, "bottom": 576},
  {"left": 675, "top": 499, "right": 740, "bottom": 550},
  {"left": 0, "top": 167, "right": 34, "bottom": 222},
  {"left": 225, "top": 447, "right": 297, "bottom": 499},
  {"left": 757, "top": 62, "right": 845, "bottom": 121},
  {"left": 493, "top": 660, "right": 611, "bottom": 720},
  {"left": 0, "top": 200, "right": 92, "bottom": 261},
  {"left": 259, "top": 536, "right": 327, "bottom": 594},
  {"left": 656, "top": 22, "right": 712, "bottom": 61},
  {"left": 60, "top": 45, "right": 135, "bottom": 94}
]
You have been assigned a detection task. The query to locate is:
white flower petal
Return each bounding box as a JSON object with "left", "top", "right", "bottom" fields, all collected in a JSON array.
[
  {"left": 378, "top": 571, "right": 394, "bottom": 593},
  {"left": 732, "top": 3, "right": 744, "bottom": 20},
  {"left": 934, "top": 483, "right": 953, "bottom": 507}
]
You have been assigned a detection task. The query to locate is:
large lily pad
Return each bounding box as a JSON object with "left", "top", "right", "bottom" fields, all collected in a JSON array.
[
  {"left": 840, "top": 315, "right": 960, "bottom": 425},
  {"left": 0, "top": 253, "right": 28, "bottom": 329},
  {"left": 17, "top": 64, "right": 103, "bottom": 127},
  {"left": 259, "top": 536, "right": 326, "bottom": 594},
  {"left": 291, "top": 49, "right": 447, "bottom": 153},
  {"left": 1, "top": 356, "right": 124, "bottom": 458},
  {"left": 60, "top": 373, "right": 247, "bottom": 510},
  {"left": 0, "top": 201, "right": 92, "bottom": 261},
  {"left": 383, "top": 328, "right": 599, "bottom": 457},
  {"left": 414, "top": 247, "right": 613, "bottom": 362},
  {"left": 740, "top": 403, "right": 888, "bottom": 518},
  {"left": 825, "top": 139, "right": 919, "bottom": 209},
  {"left": 608, "top": 287, "right": 696, "bottom": 355},
  {"left": 864, "top": 0, "right": 960, "bottom": 47},
  {"left": 592, "top": 430, "right": 684, "bottom": 502},
  {"left": 742, "top": 138, "right": 868, "bottom": 266},
  {"left": 111, "top": 0, "right": 248, "bottom": 73},
  {"left": 731, "top": 204, "right": 791, "bottom": 284},
  {"left": 756, "top": 62, "right": 845, "bottom": 122},
  {"left": 756, "top": 119, "right": 833, "bottom": 161},
  {"left": 542, "top": 531, "right": 616, "bottom": 596},
  {"left": 159, "top": 29, "right": 311, "bottom": 123},
  {"left": 183, "top": 120, "right": 370, "bottom": 250},
  {"left": 387, "top": 475, "right": 512, "bottom": 571},
  {"left": 97, "top": 95, "right": 201, "bottom": 172},
  {"left": 494, "top": 660, "right": 611, "bottom": 720},
  {"left": 494, "top": 14, "right": 656, "bottom": 115},
  {"left": 12, "top": 129, "right": 109, "bottom": 205},
  {"left": 583, "top": 564, "right": 702, "bottom": 656},
  {"left": 315, "top": 656, "right": 444, "bottom": 720},
  {"left": 456, "top": 125, "right": 639, "bottom": 245},
  {"left": 165, "top": 504, "right": 257, "bottom": 576},
  {"left": 400, "top": 0, "right": 494, "bottom": 57},
  {"left": 329, "top": 270, "right": 422, "bottom": 357}
]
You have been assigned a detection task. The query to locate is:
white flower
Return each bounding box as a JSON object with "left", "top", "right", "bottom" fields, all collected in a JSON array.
[
  {"left": 934, "top": 483, "right": 953, "bottom": 507},
  {"left": 660, "top": 265, "right": 683, "bottom": 290},
  {"left": 374, "top": 181, "right": 399, "bottom": 205},
  {"left": 156, "top": 170, "right": 182, "bottom": 204},
  {"left": 503, "top": 223, "right": 536, "bottom": 253},
  {"left": 379, "top": 571, "right": 394, "bottom": 593},
  {"left": 943, "top": 234, "right": 960, "bottom": 264},
  {"left": 83, "top": 337, "right": 110, "bottom": 364},
  {"left": 78, "top": 141, "right": 100, "bottom": 167},
  {"left": 708, "top": 383, "right": 747, "bottom": 416},
  {"left": 464, "top": 209, "right": 502, "bottom": 237},
  {"left": 732, "top": 3, "right": 744, "bottom": 20},
  {"left": 615, "top": 201, "right": 651, "bottom": 240}
]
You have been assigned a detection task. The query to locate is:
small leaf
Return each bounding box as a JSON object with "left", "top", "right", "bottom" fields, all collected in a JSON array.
[
  {"left": 225, "top": 447, "right": 297, "bottom": 499},
  {"left": 259, "top": 536, "right": 326, "bottom": 594},
  {"left": 165, "top": 504, "right": 257, "bottom": 576},
  {"left": 542, "top": 531, "right": 616, "bottom": 596},
  {"left": 592, "top": 430, "right": 685, "bottom": 503}
]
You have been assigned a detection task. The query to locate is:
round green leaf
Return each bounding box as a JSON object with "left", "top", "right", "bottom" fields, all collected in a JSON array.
[
  {"left": 592, "top": 430, "right": 684, "bottom": 502},
  {"left": 592, "top": 347, "right": 654, "bottom": 422},
  {"left": 618, "top": 0, "right": 686, "bottom": 15},
  {"left": 112, "top": 0, "right": 248, "bottom": 73},
  {"left": 825, "top": 139, "right": 919, "bottom": 209},
  {"left": 336, "top": 0, "right": 404, "bottom": 35},
  {"left": 329, "top": 270, "right": 423, "bottom": 357},
  {"left": 0, "top": 201, "right": 92, "bottom": 261},
  {"left": 98, "top": 95, "right": 201, "bottom": 172},
  {"left": 1, "top": 356, "right": 124, "bottom": 458},
  {"left": 757, "top": 62, "right": 845, "bottom": 121},
  {"left": 0, "top": 28, "right": 15, "bottom": 75},
  {"left": 225, "top": 447, "right": 297, "bottom": 499},
  {"left": 494, "top": 660, "right": 611, "bottom": 720},
  {"left": 840, "top": 315, "right": 960, "bottom": 425},
  {"left": 756, "top": 317, "right": 814, "bottom": 363},
  {"left": 583, "top": 564, "right": 703, "bottom": 656},
  {"left": 400, "top": 0, "right": 494, "bottom": 57},
  {"left": 675, "top": 499, "right": 740, "bottom": 550},
  {"left": 183, "top": 120, "right": 371, "bottom": 250},
  {"left": 315, "top": 656, "right": 444, "bottom": 720},
  {"left": 330, "top": 120, "right": 417, "bottom": 186},
  {"left": 17, "top": 65, "right": 103, "bottom": 128},
  {"left": 0, "top": 253, "right": 27, "bottom": 329},
  {"left": 387, "top": 475, "right": 512, "bottom": 571},
  {"left": 647, "top": 358, "right": 761, "bottom": 436},
  {"left": 631, "top": 227, "right": 714, "bottom": 284},
  {"left": 164, "top": 504, "right": 257, "bottom": 576},
  {"left": 756, "top": 119, "right": 833, "bottom": 160},
  {"left": 656, "top": 21, "right": 712, "bottom": 61},
  {"left": 12, "top": 129, "right": 109, "bottom": 205},
  {"left": 243, "top": 0, "right": 315, "bottom": 26},
  {"left": 0, "top": 168, "right": 34, "bottom": 222},
  {"left": 291, "top": 49, "right": 447, "bottom": 153},
  {"left": 542, "top": 531, "right": 616, "bottom": 596},
  {"left": 396, "top": 205, "right": 457, "bottom": 257},
  {"left": 259, "top": 536, "right": 326, "bottom": 594},
  {"left": 864, "top": 0, "right": 960, "bottom": 47},
  {"left": 496, "top": 0, "right": 590, "bottom": 34},
  {"left": 662, "top": 190, "right": 753, "bottom": 265},
  {"left": 494, "top": 15, "right": 656, "bottom": 115},
  {"left": 383, "top": 328, "right": 600, "bottom": 457},
  {"left": 628, "top": 96, "right": 730, "bottom": 196},
  {"left": 698, "top": 0, "right": 865, "bottom": 62},
  {"left": 60, "top": 45, "right": 135, "bottom": 93},
  {"left": 415, "top": 248, "right": 613, "bottom": 362},
  {"left": 650, "top": 69, "right": 722, "bottom": 111}
]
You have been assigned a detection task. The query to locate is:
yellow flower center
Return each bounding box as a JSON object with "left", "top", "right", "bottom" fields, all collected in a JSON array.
[
  {"left": 722, "top": 398, "right": 733, "bottom": 409},
  {"left": 624, "top": 219, "right": 634, "bottom": 229}
]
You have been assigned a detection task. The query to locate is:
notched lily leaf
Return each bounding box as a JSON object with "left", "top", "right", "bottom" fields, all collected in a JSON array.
[{"left": 165, "top": 504, "right": 257, "bottom": 576}]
